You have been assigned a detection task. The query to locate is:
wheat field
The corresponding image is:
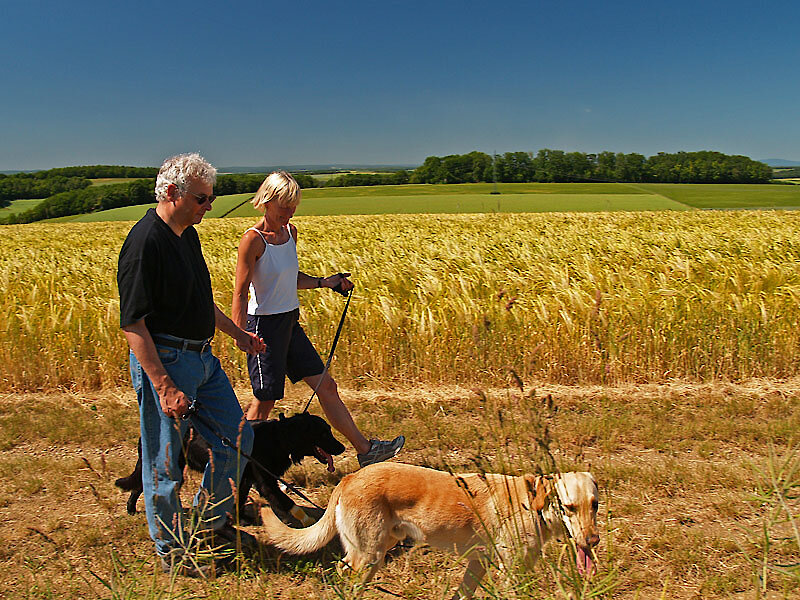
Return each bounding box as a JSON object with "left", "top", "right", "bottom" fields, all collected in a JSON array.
[{"left": 2, "top": 211, "right": 800, "bottom": 391}]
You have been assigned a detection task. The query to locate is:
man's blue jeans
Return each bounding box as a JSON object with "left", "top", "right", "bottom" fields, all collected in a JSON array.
[{"left": 130, "top": 336, "right": 254, "bottom": 557}]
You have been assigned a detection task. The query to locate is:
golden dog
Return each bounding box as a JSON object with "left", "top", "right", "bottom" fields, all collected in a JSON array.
[{"left": 258, "top": 462, "right": 599, "bottom": 599}]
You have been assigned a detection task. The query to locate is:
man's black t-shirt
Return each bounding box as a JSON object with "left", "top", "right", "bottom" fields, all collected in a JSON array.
[{"left": 117, "top": 208, "right": 215, "bottom": 340}]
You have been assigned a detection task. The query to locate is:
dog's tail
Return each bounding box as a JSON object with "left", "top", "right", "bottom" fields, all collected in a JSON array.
[{"left": 258, "top": 485, "right": 341, "bottom": 554}]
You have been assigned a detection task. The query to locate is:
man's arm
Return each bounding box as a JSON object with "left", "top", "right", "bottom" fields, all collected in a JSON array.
[
  {"left": 122, "top": 319, "right": 190, "bottom": 418},
  {"left": 214, "top": 303, "right": 266, "bottom": 355}
]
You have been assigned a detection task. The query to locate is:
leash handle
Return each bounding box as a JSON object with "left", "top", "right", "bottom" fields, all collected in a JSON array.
[
  {"left": 331, "top": 272, "right": 350, "bottom": 297},
  {"left": 182, "top": 396, "right": 198, "bottom": 420}
]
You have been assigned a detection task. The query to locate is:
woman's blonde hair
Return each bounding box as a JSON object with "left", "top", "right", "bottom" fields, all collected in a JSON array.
[{"left": 251, "top": 171, "right": 301, "bottom": 210}]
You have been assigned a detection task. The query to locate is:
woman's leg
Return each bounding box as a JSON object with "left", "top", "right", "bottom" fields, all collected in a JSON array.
[
  {"left": 303, "top": 372, "right": 371, "bottom": 455},
  {"left": 291, "top": 316, "right": 404, "bottom": 465},
  {"left": 246, "top": 398, "right": 275, "bottom": 421}
]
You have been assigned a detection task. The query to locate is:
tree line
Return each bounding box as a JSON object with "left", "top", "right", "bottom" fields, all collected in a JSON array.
[
  {"left": 410, "top": 150, "right": 772, "bottom": 184},
  {"left": 0, "top": 175, "right": 91, "bottom": 204},
  {"left": 34, "top": 165, "right": 159, "bottom": 179},
  {"left": 320, "top": 171, "right": 411, "bottom": 187},
  {"left": 2, "top": 180, "right": 155, "bottom": 223},
  {"left": 0, "top": 165, "right": 159, "bottom": 207},
  {"left": 213, "top": 172, "right": 317, "bottom": 194},
  {"left": 773, "top": 167, "right": 800, "bottom": 179},
  {"left": 1, "top": 165, "right": 158, "bottom": 181},
  {"left": 0, "top": 172, "right": 316, "bottom": 225}
]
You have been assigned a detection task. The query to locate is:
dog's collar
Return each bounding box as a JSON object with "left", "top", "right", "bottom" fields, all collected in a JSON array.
[
  {"left": 555, "top": 504, "right": 574, "bottom": 539},
  {"left": 562, "top": 519, "right": 574, "bottom": 539}
]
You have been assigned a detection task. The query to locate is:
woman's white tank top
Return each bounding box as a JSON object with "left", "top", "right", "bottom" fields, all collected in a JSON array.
[{"left": 247, "top": 226, "right": 300, "bottom": 315}]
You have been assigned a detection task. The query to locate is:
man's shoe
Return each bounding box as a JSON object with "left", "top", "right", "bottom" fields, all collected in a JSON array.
[
  {"left": 357, "top": 435, "right": 405, "bottom": 468},
  {"left": 159, "top": 550, "right": 220, "bottom": 579},
  {"left": 203, "top": 521, "right": 259, "bottom": 556}
]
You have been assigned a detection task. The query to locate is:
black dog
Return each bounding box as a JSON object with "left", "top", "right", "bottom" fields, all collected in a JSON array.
[{"left": 115, "top": 412, "right": 345, "bottom": 520}]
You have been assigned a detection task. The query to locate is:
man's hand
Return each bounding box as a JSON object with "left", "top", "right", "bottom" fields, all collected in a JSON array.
[
  {"left": 158, "top": 385, "right": 191, "bottom": 419},
  {"left": 215, "top": 303, "right": 265, "bottom": 354},
  {"left": 235, "top": 330, "right": 266, "bottom": 355},
  {"left": 122, "top": 320, "right": 190, "bottom": 419}
]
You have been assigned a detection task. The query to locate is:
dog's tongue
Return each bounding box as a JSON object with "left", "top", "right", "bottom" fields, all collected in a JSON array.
[
  {"left": 577, "top": 547, "right": 595, "bottom": 576},
  {"left": 316, "top": 446, "right": 335, "bottom": 472}
]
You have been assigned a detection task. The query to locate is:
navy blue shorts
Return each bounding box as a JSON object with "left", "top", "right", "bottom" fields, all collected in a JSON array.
[{"left": 245, "top": 309, "right": 324, "bottom": 402}]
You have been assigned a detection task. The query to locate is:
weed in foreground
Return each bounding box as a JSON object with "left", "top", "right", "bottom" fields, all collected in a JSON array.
[{"left": 738, "top": 442, "right": 800, "bottom": 598}]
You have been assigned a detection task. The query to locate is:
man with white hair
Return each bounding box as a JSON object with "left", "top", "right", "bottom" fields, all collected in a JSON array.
[{"left": 117, "top": 153, "right": 266, "bottom": 576}]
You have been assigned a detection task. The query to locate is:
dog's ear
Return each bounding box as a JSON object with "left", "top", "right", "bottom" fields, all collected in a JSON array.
[{"left": 524, "top": 474, "right": 551, "bottom": 511}]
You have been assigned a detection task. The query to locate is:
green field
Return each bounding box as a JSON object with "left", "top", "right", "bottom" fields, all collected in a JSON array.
[
  {"left": 305, "top": 182, "right": 643, "bottom": 197},
  {"left": 635, "top": 183, "right": 800, "bottom": 208},
  {"left": 308, "top": 171, "right": 383, "bottom": 182},
  {"left": 31, "top": 181, "right": 800, "bottom": 223},
  {"left": 89, "top": 177, "right": 139, "bottom": 186},
  {"left": 63, "top": 203, "right": 159, "bottom": 222},
  {"left": 0, "top": 198, "right": 44, "bottom": 218},
  {"left": 225, "top": 192, "right": 688, "bottom": 217}
]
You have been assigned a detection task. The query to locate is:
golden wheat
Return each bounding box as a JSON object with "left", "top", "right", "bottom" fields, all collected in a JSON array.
[{"left": 2, "top": 211, "right": 800, "bottom": 391}]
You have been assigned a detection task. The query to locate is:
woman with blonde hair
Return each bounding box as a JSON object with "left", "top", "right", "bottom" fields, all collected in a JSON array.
[{"left": 232, "top": 171, "right": 404, "bottom": 467}]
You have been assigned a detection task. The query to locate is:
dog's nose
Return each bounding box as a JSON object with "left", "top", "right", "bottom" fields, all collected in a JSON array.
[{"left": 586, "top": 533, "right": 600, "bottom": 547}]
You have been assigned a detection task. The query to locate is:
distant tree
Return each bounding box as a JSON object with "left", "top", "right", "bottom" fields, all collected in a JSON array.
[
  {"left": 594, "top": 151, "right": 617, "bottom": 181},
  {"left": 410, "top": 156, "right": 446, "bottom": 184},
  {"left": 290, "top": 173, "right": 318, "bottom": 188},
  {"left": 466, "top": 152, "right": 492, "bottom": 182},
  {"left": 643, "top": 151, "right": 769, "bottom": 183},
  {"left": 391, "top": 170, "right": 411, "bottom": 184},
  {"left": 44, "top": 165, "right": 158, "bottom": 179},
  {"left": 495, "top": 151, "right": 534, "bottom": 182},
  {"left": 407, "top": 149, "right": 769, "bottom": 185},
  {"left": 535, "top": 149, "right": 572, "bottom": 182},
  {"left": 614, "top": 153, "right": 646, "bottom": 182},
  {"left": 565, "top": 152, "right": 593, "bottom": 180}
]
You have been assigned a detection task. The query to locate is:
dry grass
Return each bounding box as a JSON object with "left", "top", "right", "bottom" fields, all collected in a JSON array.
[{"left": 1, "top": 379, "right": 798, "bottom": 599}]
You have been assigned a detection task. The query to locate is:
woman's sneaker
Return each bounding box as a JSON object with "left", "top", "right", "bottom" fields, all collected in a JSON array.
[{"left": 357, "top": 435, "right": 405, "bottom": 468}]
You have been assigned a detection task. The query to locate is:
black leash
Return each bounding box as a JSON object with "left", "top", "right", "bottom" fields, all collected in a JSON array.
[
  {"left": 182, "top": 401, "right": 324, "bottom": 511},
  {"left": 302, "top": 283, "right": 353, "bottom": 413}
]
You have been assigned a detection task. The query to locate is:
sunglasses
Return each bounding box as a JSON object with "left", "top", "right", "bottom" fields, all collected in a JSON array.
[{"left": 186, "top": 190, "right": 216, "bottom": 205}]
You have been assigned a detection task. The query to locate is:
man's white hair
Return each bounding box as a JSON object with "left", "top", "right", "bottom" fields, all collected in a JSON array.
[{"left": 155, "top": 153, "right": 217, "bottom": 202}]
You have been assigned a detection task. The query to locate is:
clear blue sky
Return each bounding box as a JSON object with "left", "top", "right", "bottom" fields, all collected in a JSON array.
[{"left": 2, "top": 0, "right": 798, "bottom": 170}]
